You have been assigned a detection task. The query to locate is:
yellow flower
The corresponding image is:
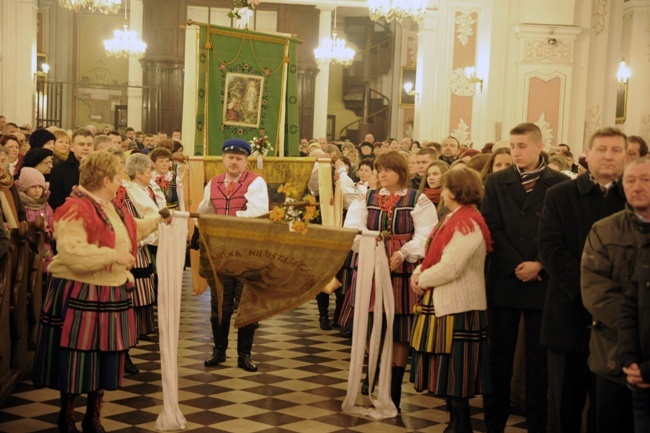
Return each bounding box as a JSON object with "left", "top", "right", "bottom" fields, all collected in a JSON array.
[
  {"left": 292, "top": 219, "right": 306, "bottom": 234},
  {"left": 269, "top": 206, "right": 285, "bottom": 222}
]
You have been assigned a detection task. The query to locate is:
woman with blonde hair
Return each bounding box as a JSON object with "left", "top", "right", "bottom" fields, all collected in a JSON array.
[
  {"left": 33, "top": 151, "right": 163, "bottom": 433},
  {"left": 52, "top": 130, "right": 71, "bottom": 166}
]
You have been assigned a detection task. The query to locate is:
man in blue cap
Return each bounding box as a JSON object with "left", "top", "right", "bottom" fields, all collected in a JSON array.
[{"left": 197, "top": 138, "right": 269, "bottom": 371}]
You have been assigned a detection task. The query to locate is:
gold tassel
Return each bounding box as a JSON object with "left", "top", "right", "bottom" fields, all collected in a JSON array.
[{"left": 204, "top": 39, "right": 212, "bottom": 49}]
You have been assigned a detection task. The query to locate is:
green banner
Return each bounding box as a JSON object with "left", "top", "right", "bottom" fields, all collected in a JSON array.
[{"left": 194, "top": 23, "right": 299, "bottom": 157}]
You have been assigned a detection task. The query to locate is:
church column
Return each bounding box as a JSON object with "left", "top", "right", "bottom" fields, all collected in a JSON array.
[
  {"left": 618, "top": 0, "right": 650, "bottom": 139},
  {"left": 414, "top": 8, "right": 440, "bottom": 142},
  {"left": 312, "top": 6, "right": 333, "bottom": 140},
  {"left": 128, "top": 0, "right": 144, "bottom": 131},
  {"left": 0, "top": 0, "right": 38, "bottom": 124}
]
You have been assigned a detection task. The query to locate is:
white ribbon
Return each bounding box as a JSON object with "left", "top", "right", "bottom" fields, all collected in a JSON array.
[
  {"left": 341, "top": 230, "right": 397, "bottom": 419},
  {"left": 235, "top": 7, "right": 253, "bottom": 29},
  {"left": 155, "top": 218, "right": 189, "bottom": 431}
]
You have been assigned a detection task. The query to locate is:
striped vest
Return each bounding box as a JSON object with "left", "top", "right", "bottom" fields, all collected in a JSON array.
[{"left": 210, "top": 170, "right": 259, "bottom": 215}]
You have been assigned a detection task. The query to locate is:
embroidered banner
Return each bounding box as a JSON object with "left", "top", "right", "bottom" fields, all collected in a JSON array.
[
  {"left": 195, "top": 23, "right": 300, "bottom": 157},
  {"left": 198, "top": 215, "right": 357, "bottom": 328}
]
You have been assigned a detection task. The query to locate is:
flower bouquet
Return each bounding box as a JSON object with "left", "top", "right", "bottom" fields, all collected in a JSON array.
[
  {"left": 269, "top": 182, "right": 319, "bottom": 235},
  {"left": 228, "top": 0, "right": 261, "bottom": 29},
  {"left": 250, "top": 135, "right": 271, "bottom": 168}
]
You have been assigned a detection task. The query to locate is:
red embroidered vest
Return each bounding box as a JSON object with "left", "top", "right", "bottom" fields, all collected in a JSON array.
[
  {"left": 54, "top": 194, "right": 139, "bottom": 256},
  {"left": 210, "top": 170, "right": 259, "bottom": 215}
]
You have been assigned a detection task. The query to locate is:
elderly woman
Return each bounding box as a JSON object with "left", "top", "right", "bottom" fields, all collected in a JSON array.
[
  {"left": 341, "top": 150, "right": 437, "bottom": 411},
  {"left": 0, "top": 145, "right": 26, "bottom": 227},
  {"left": 410, "top": 167, "right": 492, "bottom": 432},
  {"left": 114, "top": 153, "right": 164, "bottom": 374},
  {"left": 33, "top": 151, "right": 162, "bottom": 433},
  {"left": 1, "top": 134, "right": 22, "bottom": 176},
  {"left": 20, "top": 147, "right": 55, "bottom": 177}
]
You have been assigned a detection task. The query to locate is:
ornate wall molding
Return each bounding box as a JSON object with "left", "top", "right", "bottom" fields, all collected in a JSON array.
[
  {"left": 584, "top": 104, "right": 602, "bottom": 147},
  {"left": 592, "top": 0, "right": 608, "bottom": 36},
  {"left": 535, "top": 112, "right": 555, "bottom": 150},
  {"left": 524, "top": 39, "right": 573, "bottom": 63},
  {"left": 622, "top": 11, "right": 633, "bottom": 59},
  {"left": 640, "top": 113, "right": 650, "bottom": 145},
  {"left": 450, "top": 117, "right": 471, "bottom": 146},
  {"left": 450, "top": 68, "right": 475, "bottom": 97},
  {"left": 454, "top": 11, "right": 476, "bottom": 47}
]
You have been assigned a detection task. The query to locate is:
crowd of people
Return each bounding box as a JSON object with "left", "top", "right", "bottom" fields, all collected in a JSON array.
[{"left": 1, "top": 115, "right": 650, "bottom": 433}]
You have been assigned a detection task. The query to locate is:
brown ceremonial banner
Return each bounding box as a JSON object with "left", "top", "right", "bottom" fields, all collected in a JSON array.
[{"left": 198, "top": 214, "right": 357, "bottom": 328}]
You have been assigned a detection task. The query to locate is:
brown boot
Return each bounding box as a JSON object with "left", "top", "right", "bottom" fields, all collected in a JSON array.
[
  {"left": 81, "top": 390, "right": 106, "bottom": 433},
  {"left": 58, "top": 392, "right": 79, "bottom": 433}
]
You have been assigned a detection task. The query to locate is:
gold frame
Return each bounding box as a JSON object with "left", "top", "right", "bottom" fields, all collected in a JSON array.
[
  {"left": 615, "top": 81, "right": 628, "bottom": 124},
  {"left": 399, "top": 66, "right": 416, "bottom": 108}
]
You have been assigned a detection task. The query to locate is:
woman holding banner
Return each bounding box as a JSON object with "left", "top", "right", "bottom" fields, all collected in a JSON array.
[{"left": 340, "top": 150, "right": 437, "bottom": 412}]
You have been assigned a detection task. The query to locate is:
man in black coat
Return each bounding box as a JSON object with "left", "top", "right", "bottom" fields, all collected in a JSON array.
[
  {"left": 539, "top": 127, "right": 628, "bottom": 433},
  {"left": 482, "top": 123, "right": 568, "bottom": 433},
  {"left": 48, "top": 128, "right": 94, "bottom": 210}
]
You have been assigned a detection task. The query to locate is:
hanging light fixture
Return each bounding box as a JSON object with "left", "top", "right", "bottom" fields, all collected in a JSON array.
[
  {"left": 59, "top": 0, "right": 121, "bottom": 14},
  {"left": 104, "top": 0, "right": 146, "bottom": 59},
  {"left": 368, "top": 0, "right": 427, "bottom": 23},
  {"left": 314, "top": 7, "right": 355, "bottom": 67}
]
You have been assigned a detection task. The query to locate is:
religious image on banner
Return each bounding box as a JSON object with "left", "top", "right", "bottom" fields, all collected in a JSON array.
[{"left": 223, "top": 72, "right": 265, "bottom": 127}]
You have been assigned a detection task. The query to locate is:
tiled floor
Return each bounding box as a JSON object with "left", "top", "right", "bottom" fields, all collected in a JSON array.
[{"left": 0, "top": 271, "right": 527, "bottom": 432}]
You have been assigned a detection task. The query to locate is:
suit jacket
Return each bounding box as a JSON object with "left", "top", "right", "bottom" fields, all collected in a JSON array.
[
  {"left": 48, "top": 153, "right": 80, "bottom": 211},
  {"left": 482, "top": 164, "right": 568, "bottom": 309},
  {"left": 539, "top": 173, "right": 626, "bottom": 353}
]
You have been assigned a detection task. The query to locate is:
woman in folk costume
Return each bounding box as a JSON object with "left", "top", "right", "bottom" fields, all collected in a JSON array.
[
  {"left": 340, "top": 150, "right": 437, "bottom": 411},
  {"left": 114, "top": 153, "right": 165, "bottom": 375},
  {"left": 149, "top": 147, "right": 182, "bottom": 211},
  {"left": 410, "top": 167, "right": 492, "bottom": 433},
  {"left": 33, "top": 151, "right": 163, "bottom": 433}
]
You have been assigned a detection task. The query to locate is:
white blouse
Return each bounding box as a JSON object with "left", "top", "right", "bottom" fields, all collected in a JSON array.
[{"left": 343, "top": 188, "right": 438, "bottom": 262}]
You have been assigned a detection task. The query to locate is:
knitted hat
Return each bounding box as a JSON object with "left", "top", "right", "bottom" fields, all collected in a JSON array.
[
  {"left": 222, "top": 138, "right": 251, "bottom": 156},
  {"left": 29, "top": 129, "right": 56, "bottom": 149},
  {"left": 17, "top": 167, "right": 49, "bottom": 192},
  {"left": 22, "top": 148, "right": 53, "bottom": 168}
]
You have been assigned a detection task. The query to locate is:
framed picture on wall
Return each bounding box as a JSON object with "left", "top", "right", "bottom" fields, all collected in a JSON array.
[
  {"left": 223, "top": 73, "right": 265, "bottom": 128},
  {"left": 615, "top": 82, "right": 627, "bottom": 124},
  {"left": 399, "top": 66, "right": 416, "bottom": 108}
]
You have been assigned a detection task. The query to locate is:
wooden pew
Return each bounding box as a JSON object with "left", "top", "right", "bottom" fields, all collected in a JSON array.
[{"left": 0, "top": 220, "right": 45, "bottom": 406}]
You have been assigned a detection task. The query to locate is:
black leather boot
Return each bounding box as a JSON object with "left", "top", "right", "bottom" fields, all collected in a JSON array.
[
  {"left": 316, "top": 293, "right": 331, "bottom": 330},
  {"left": 205, "top": 319, "right": 229, "bottom": 367},
  {"left": 443, "top": 397, "right": 457, "bottom": 433},
  {"left": 58, "top": 392, "right": 79, "bottom": 433},
  {"left": 361, "top": 366, "right": 379, "bottom": 395},
  {"left": 81, "top": 390, "right": 105, "bottom": 433},
  {"left": 124, "top": 352, "right": 139, "bottom": 374},
  {"left": 237, "top": 324, "right": 257, "bottom": 372},
  {"left": 450, "top": 397, "right": 473, "bottom": 433},
  {"left": 391, "top": 366, "right": 406, "bottom": 413}
]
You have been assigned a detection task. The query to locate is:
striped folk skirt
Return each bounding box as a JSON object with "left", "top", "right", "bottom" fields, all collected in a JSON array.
[
  {"left": 33, "top": 278, "right": 137, "bottom": 395},
  {"left": 410, "top": 296, "right": 491, "bottom": 397},
  {"left": 131, "top": 245, "right": 157, "bottom": 338}
]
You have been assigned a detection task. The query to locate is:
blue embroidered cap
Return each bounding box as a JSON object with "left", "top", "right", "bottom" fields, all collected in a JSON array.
[{"left": 222, "top": 138, "right": 251, "bottom": 156}]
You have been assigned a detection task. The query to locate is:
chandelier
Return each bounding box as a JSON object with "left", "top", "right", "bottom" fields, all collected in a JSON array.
[
  {"left": 104, "top": 0, "right": 146, "bottom": 58},
  {"left": 314, "top": 8, "right": 355, "bottom": 67},
  {"left": 59, "top": 0, "right": 121, "bottom": 14},
  {"left": 368, "top": 0, "right": 427, "bottom": 23}
]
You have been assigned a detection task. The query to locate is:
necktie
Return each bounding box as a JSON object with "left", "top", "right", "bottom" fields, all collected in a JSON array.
[{"left": 226, "top": 181, "right": 235, "bottom": 196}]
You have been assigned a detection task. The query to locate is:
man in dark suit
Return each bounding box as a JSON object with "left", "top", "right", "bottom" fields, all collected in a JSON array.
[
  {"left": 482, "top": 123, "right": 568, "bottom": 433},
  {"left": 539, "top": 127, "right": 628, "bottom": 433}
]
